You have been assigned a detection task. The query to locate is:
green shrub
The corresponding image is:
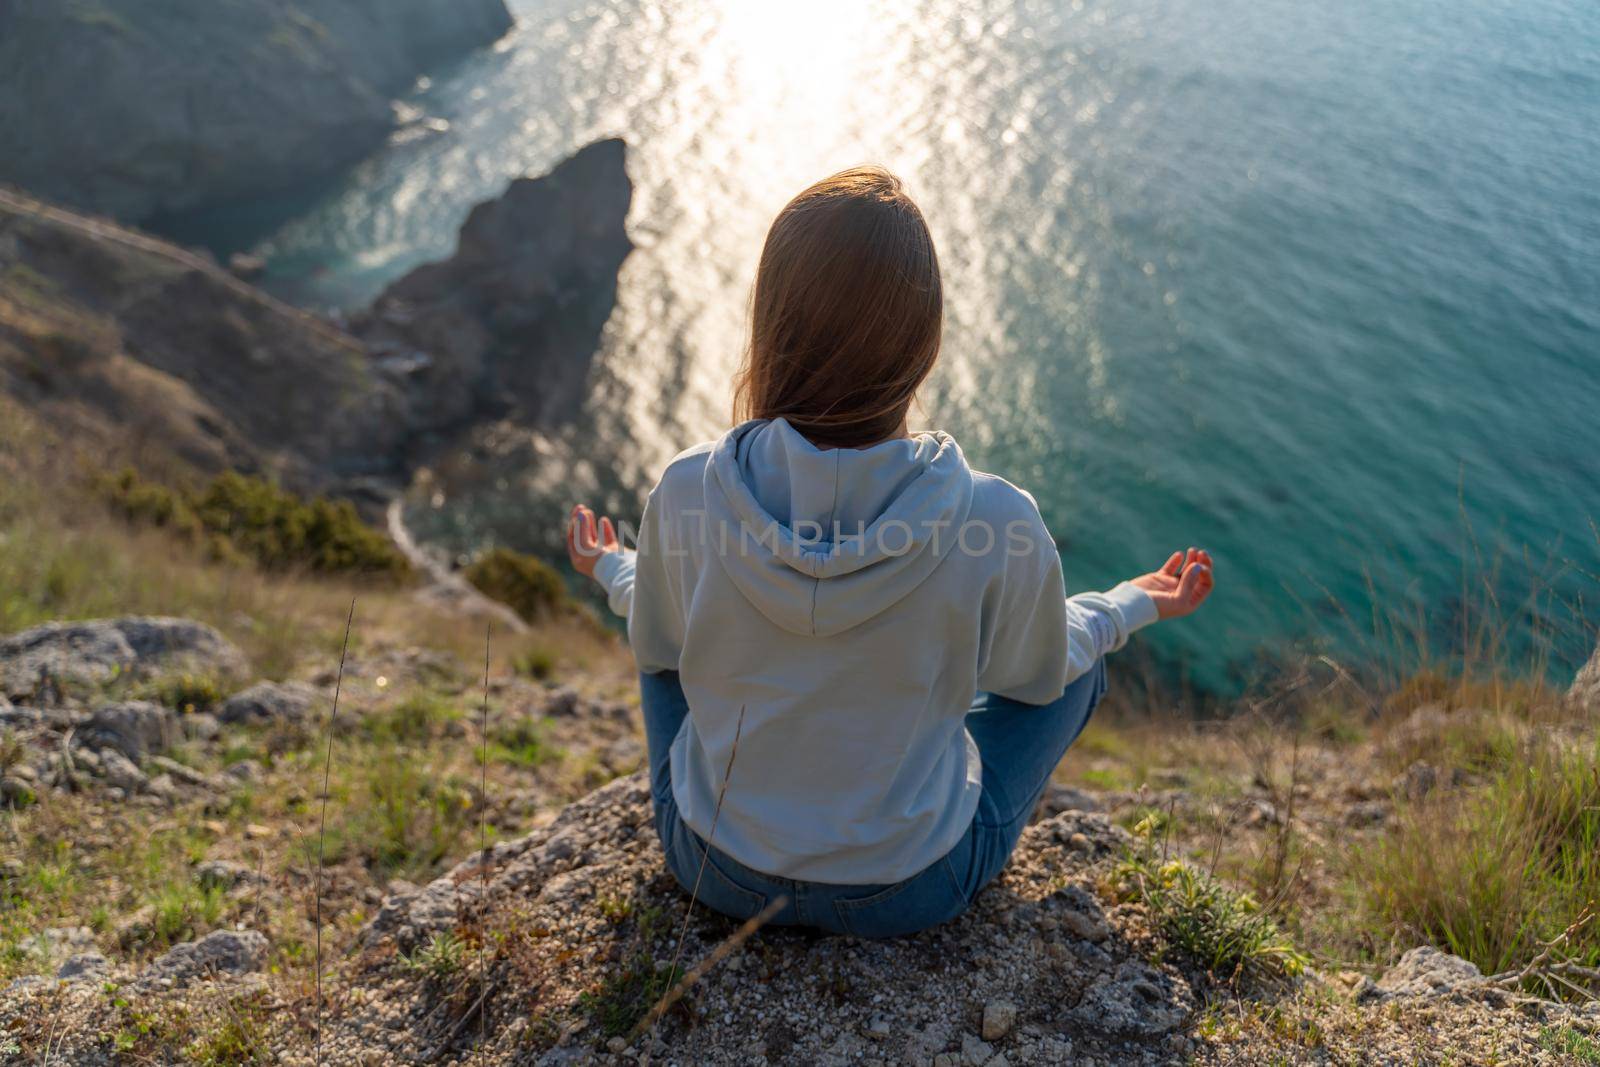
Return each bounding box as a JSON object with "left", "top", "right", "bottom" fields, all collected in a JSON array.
[
  {"left": 513, "top": 645, "right": 558, "bottom": 681},
  {"left": 1540, "top": 1025, "right": 1600, "bottom": 1065},
  {"left": 463, "top": 547, "right": 567, "bottom": 623},
  {"left": 1114, "top": 815, "right": 1309, "bottom": 983},
  {"left": 401, "top": 931, "right": 467, "bottom": 981},
  {"left": 0, "top": 730, "right": 22, "bottom": 774},
  {"left": 99, "top": 468, "right": 410, "bottom": 578},
  {"left": 186, "top": 1001, "right": 270, "bottom": 1067}
]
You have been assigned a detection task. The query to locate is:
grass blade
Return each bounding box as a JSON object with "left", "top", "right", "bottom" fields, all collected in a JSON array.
[
  {"left": 478, "top": 623, "right": 491, "bottom": 1060},
  {"left": 313, "top": 598, "right": 356, "bottom": 1065}
]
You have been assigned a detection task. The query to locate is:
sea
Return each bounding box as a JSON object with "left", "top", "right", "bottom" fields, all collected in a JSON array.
[{"left": 197, "top": 0, "right": 1600, "bottom": 693}]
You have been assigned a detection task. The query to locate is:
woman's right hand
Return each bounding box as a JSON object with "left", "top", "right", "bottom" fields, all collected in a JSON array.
[
  {"left": 1129, "top": 548, "right": 1214, "bottom": 620},
  {"left": 566, "top": 504, "right": 621, "bottom": 579}
]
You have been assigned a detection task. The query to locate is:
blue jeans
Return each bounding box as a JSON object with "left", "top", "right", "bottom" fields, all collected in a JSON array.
[{"left": 637, "top": 659, "right": 1107, "bottom": 939}]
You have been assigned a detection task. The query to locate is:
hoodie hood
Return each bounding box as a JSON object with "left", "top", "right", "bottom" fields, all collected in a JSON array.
[{"left": 704, "top": 418, "right": 975, "bottom": 637}]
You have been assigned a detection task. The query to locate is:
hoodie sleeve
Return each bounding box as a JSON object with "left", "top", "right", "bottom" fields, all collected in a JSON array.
[
  {"left": 593, "top": 549, "right": 636, "bottom": 617},
  {"left": 976, "top": 516, "right": 1159, "bottom": 703},
  {"left": 594, "top": 489, "right": 687, "bottom": 674}
]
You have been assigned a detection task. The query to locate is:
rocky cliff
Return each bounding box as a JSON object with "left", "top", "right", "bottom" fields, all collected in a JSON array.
[
  {"left": 358, "top": 138, "right": 635, "bottom": 441},
  {"left": 0, "top": 0, "right": 513, "bottom": 225},
  {"left": 0, "top": 140, "right": 632, "bottom": 497}
]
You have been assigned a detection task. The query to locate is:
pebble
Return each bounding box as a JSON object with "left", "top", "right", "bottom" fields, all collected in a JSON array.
[
  {"left": 980, "top": 1001, "right": 1017, "bottom": 1042},
  {"left": 960, "top": 1032, "right": 994, "bottom": 1065},
  {"left": 1058, "top": 909, "right": 1110, "bottom": 943}
]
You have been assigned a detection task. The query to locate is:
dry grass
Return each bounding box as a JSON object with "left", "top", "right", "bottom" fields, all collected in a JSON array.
[{"left": 1361, "top": 731, "right": 1600, "bottom": 979}]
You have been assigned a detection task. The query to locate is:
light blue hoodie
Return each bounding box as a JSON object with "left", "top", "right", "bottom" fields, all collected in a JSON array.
[{"left": 595, "top": 418, "right": 1156, "bottom": 884}]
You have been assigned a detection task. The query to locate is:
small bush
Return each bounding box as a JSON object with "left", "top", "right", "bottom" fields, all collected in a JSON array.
[
  {"left": 1540, "top": 1025, "right": 1600, "bottom": 1065},
  {"left": 0, "top": 730, "right": 23, "bottom": 774},
  {"left": 1114, "top": 815, "right": 1309, "bottom": 983},
  {"left": 463, "top": 547, "right": 567, "bottom": 623},
  {"left": 99, "top": 468, "right": 410, "bottom": 578},
  {"left": 513, "top": 645, "right": 558, "bottom": 681},
  {"left": 402, "top": 931, "right": 466, "bottom": 981}
]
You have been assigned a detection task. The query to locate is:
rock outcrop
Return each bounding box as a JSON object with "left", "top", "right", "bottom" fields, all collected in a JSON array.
[
  {"left": 136, "top": 929, "right": 269, "bottom": 990},
  {"left": 1571, "top": 638, "right": 1600, "bottom": 716},
  {"left": 1371, "top": 946, "right": 1485, "bottom": 999},
  {"left": 0, "top": 616, "right": 244, "bottom": 703},
  {"left": 331, "top": 773, "right": 1196, "bottom": 1066},
  {"left": 217, "top": 680, "right": 319, "bottom": 725},
  {"left": 82, "top": 701, "right": 179, "bottom": 763},
  {"left": 357, "top": 138, "right": 634, "bottom": 438},
  {"left": 0, "top": 0, "right": 513, "bottom": 224}
]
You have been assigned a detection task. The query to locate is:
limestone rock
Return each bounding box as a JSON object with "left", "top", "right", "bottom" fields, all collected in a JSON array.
[
  {"left": 1035, "top": 782, "right": 1103, "bottom": 819},
  {"left": 219, "top": 681, "right": 319, "bottom": 725},
  {"left": 97, "top": 748, "right": 150, "bottom": 794},
  {"left": 24, "top": 926, "right": 95, "bottom": 965},
  {"left": 1571, "top": 640, "right": 1600, "bottom": 716},
  {"left": 56, "top": 952, "right": 110, "bottom": 981},
  {"left": 139, "top": 929, "right": 268, "bottom": 988},
  {"left": 1375, "top": 946, "right": 1484, "bottom": 998},
  {"left": 337, "top": 771, "right": 1182, "bottom": 1065},
  {"left": 0, "top": 617, "right": 244, "bottom": 703},
  {"left": 181, "top": 712, "right": 221, "bottom": 741},
  {"left": 84, "top": 702, "right": 176, "bottom": 762},
  {"left": 148, "top": 755, "right": 224, "bottom": 791},
  {"left": 1065, "top": 960, "right": 1192, "bottom": 1037},
  {"left": 194, "top": 860, "right": 262, "bottom": 891}
]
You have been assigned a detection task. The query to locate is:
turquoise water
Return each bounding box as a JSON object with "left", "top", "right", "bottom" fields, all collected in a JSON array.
[{"left": 243, "top": 0, "right": 1599, "bottom": 691}]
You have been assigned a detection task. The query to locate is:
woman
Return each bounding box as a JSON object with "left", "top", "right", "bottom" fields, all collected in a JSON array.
[{"left": 567, "top": 166, "right": 1213, "bottom": 938}]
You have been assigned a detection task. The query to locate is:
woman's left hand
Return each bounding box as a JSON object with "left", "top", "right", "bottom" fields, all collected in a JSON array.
[{"left": 566, "top": 503, "right": 621, "bottom": 579}]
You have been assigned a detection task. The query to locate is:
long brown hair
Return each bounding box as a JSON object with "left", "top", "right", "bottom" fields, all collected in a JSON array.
[{"left": 731, "top": 166, "right": 943, "bottom": 449}]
